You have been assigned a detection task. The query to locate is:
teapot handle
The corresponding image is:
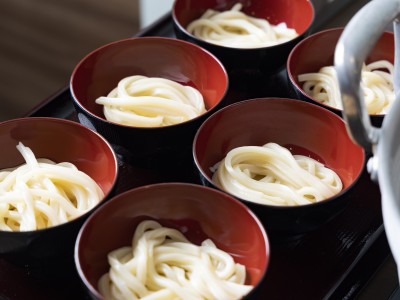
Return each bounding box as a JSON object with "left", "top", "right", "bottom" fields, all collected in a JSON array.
[
  {"left": 335, "top": 0, "right": 400, "bottom": 282},
  {"left": 334, "top": 0, "right": 400, "bottom": 153}
]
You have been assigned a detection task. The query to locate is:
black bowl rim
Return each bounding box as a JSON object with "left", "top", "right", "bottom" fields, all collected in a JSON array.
[
  {"left": 0, "top": 116, "right": 119, "bottom": 235},
  {"left": 70, "top": 36, "right": 229, "bottom": 131},
  {"left": 287, "top": 27, "right": 394, "bottom": 118},
  {"left": 172, "top": 0, "right": 316, "bottom": 51},
  {"left": 74, "top": 181, "right": 270, "bottom": 300},
  {"left": 192, "top": 97, "right": 366, "bottom": 211}
]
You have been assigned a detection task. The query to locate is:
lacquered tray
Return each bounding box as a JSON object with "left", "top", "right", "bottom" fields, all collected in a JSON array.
[{"left": 0, "top": 3, "right": 392, "bottom": 300}]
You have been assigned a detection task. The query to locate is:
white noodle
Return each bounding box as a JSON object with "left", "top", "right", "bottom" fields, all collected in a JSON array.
[
  {"left": 186, "top": 3, "right": 298, "bottom": 48},
  {"left": 98, "top": 220, "right": 253, "bottom": 300},
  {"left": 298, "top": 60, "right": 395, "bottom": 114},
  {"left": 212, "top": 143, "right": 342, "bottom": 206},
  {"left": 0, "top": 143, "right": 104, "bottom": 231},
  {"left": 95, "top": 75, "right": 206, "bottom": 127}
]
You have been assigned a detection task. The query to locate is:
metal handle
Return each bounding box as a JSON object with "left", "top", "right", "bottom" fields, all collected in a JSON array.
[
  {"left": 334, "top": 0, "right": 400, "bottom": 153},
  {"left": 335, "top": 0, "right": 400, "bottom": 281}
]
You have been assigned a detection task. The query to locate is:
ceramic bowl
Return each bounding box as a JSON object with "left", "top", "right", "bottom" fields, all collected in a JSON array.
[
  {"left": 173, "top": 0, "right": 314, "bottom": 77},
  {"left": 0, "top": 117, "right": 118, "bottom": 272},
  {"left": 75, "top": 182, "right": 270, "bottom": 299},
  {"left": 70, "top": 37, "right": 228, "bottom": 168},
  {"left": 287, "top": 27, "right": 395, "bottom": 127},
  {"left": 193, "top": 98, "right": 365, "bottom": 237}
]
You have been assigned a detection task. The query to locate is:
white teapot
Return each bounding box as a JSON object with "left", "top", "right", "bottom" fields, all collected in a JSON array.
[{"left": 335, "top": 0, "right": 400, "bottom": 280}]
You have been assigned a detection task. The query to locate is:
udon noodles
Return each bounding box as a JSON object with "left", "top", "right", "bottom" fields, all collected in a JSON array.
[
  {"left": 298, "top": 60, "right": 394, "bottom": 114},
  {"left": 186, "top": 3, "right": 298, "bottom": 48},
  {"left": 212, "top": 143, "right": 342, "bottom": 206},
  {"left": 98, "top": 220, "right": 252, "bottom": 300},
  {"left": 95, "top": 75, "right": 206, "bottom": 127},
  {"left": 0, "top": 143, "right": 103, "bottom": 231}
]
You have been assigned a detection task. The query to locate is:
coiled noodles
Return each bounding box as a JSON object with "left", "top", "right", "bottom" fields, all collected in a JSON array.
[
  {"left": 298, "top": 60, "right": 394, "bottom": 114},
  {"left": 95, "top": 75, "right": 206, "bottom": 127},
  {"left": 98, "top": 220, "right": 252, "bottom": 300},
  {"left": 212, "top": 143, "right": 342, "bottom": 206},
  {"left": 0, "top": 143, "right": 104, "bottom": 231},
  {"left": 186, "top": 3, "right": 298, "bottom": 48}
]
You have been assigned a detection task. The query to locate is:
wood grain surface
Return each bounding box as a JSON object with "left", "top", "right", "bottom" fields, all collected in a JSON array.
[{"left": 0, "top": 0, "right": 139, "bottom": 121}]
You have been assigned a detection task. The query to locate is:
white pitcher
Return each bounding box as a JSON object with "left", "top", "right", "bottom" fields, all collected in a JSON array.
[{"left": 335, "top": 0, "right": 400, "bottom": 280}]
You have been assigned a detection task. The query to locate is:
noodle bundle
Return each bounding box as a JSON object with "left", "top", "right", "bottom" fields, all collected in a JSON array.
[
  {"left": 0, "top": 143, "right": 104, "bottom": 231},
  {"left": 186, "top": 3, "right": 298, "bottom": 48},
  {"left": 298, "top": 60, "right": 394, "bottom": 114},
  {"left": 95, "top": 75, "right": 206, "bottom": 127},
  {"left": 98, "top": 220, "right": 252, "bottom": 300},
  {"left": 212, "top": 143, "right": 342, "bottom": 206}
]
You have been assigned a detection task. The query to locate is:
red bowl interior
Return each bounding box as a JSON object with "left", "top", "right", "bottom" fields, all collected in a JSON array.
[
  {"left": 173, "top": 0, "right": 314, "bottom": 37},
  {"left": 70, "top": 37, "right": 228, "bottom": 123},
  {"left": 0, "top": 117, "right": 118, "bottom": 197},
  {"left": 287, "top": 28, "right": 395, "bottom": 113},
  {"left": 194, "top": 98, "right": 365, "bottom": 200},
  {"left": 75, "top": 183, "right": 269, "bottom": 298}
]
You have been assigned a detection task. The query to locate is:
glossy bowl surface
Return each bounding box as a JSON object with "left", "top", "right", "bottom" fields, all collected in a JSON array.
[
  {"left": 173, "top": 0, "right": 315, "bottom": 76},
  {"left": 75, "top": 182, "right": 270, "bottom": 299},
  {"left": 70, "top": 37, "right": 228, "bottom": 167},
  {"left": 193, "top": 98, "right": 365, "bottom": 236},
  {"left": 287, "top": 27, "right": 394, "bottom": 126},
  {"left": 0, "top": 117, "right": 118, "bottom": 267}
]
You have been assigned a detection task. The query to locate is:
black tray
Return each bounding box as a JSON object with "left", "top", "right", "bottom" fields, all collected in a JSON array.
[{"left": 0, "top": 3, "right": 392, "bottom": 300}]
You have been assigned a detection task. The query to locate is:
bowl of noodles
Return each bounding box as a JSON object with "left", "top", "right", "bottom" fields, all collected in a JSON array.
[
  {"left": 75, "top": 182, "right": 270, "bottom": 300},
  {"left": 193, "top": 98, "right": 365, "bottom": 237},
  {"left": 172, "top": 0, "right": 314, "bottom": 77},
  {"left": 287, "top": 27, "right": 395, "bottom": 127},
  {"left": 0, "top": 117, "right": 118, "bottom": 272},
  {"left": 70, "top": 37, "right": 228, "bottom": 168}
]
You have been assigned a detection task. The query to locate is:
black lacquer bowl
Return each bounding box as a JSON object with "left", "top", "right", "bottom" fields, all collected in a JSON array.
[
  {"left": 193, "top": 98, "right": 365, "bottom": 238},
  {"left": 0, "top": 117, "right": 118, "bottom": 275},
  {"left": 70, "top": 37, "right": 228, "bottom": 169},
  {"left": 173, "top": 0, "right": 314, "bottom": 77},
  {"left": 75, "top": 183, "right": 270, "bottom": 300},
  {"left": 287, "top": 27, "right": 394, "bottom": 127}
]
